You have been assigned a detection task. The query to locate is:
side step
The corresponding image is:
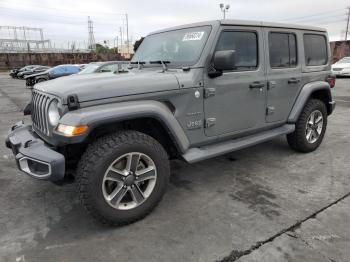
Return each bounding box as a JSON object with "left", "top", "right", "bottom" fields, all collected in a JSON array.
[{"left": 182, "top": 124, "right": 295, "bottom": 163}]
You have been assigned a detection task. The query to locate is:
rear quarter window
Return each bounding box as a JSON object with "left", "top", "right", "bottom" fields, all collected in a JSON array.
[{"left": 303, "top": 34, "right": 328, "bottom": 66}]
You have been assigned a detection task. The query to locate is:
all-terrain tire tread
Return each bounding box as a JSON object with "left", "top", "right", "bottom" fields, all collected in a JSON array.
[{"left": 76, "top": 130, "right": 169, "bottom": 226}]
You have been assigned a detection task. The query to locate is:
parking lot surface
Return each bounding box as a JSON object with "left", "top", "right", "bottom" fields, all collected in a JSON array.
[{"left": 0, "top": 73, "right": 350, "bottom": 262}]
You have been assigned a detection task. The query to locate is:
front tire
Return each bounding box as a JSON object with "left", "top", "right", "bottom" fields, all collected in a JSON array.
[
  {"left": 76, "top": 130, "right": 170, "bottom": 226},
  {"left": 287, "top": 99, "right": 327, "bottom": 153}
]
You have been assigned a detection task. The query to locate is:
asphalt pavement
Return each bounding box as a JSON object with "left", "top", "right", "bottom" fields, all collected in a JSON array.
[{"left": 0, "top": 74, "right": 349, "bottom": 262}]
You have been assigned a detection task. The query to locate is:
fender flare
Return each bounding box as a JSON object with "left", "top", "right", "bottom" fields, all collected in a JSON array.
[
  {"left": 55, "top": 100, "right": 190, "bottom": 153},
  {"left": 288, "top": 81, "right": 332, "bottom": 123}
]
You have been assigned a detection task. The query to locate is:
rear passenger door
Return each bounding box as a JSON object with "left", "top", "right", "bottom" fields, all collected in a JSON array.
[{"left": 265, "top": 29, "right": 302, "bottom": 122}]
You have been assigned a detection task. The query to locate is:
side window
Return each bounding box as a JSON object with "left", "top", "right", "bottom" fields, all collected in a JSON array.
[
  {"left": 100, "top": 64, "right": 119, "bottom": 72},
  {"left": 216, "top": 31, "right": 258, "bottom": 71},
  {"left": 269, "top": 32, "right": 297, "bottom": 68},
  {"left": 303, "top": 34, "right": 328, "bottom": 66}
]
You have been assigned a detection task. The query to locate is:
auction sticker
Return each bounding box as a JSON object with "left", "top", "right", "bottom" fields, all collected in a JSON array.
[{"left": 182, "top": 32, "right": 205, "bottom": 41}]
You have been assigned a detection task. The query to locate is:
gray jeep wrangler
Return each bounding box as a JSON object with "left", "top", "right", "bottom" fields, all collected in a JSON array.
[{"left": 6, "top": 20, "right": 336, "bottom": 225}]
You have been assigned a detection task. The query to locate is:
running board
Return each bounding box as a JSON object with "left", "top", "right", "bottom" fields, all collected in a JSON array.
[{"left": 182, "top": 124, "right": 295, "bottom": 163}]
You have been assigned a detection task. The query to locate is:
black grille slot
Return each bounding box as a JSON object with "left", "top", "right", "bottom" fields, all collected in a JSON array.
[{"left": 31, "top": 90, "right": 52, "bottom": 136}]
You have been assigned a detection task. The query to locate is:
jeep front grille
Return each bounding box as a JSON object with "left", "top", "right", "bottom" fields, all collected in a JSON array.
[{"left": 31, "top": 90, "right": 52, "bottom": 135}]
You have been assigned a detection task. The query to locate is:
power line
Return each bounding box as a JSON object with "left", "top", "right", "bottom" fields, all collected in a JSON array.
[{"left": 279, "top": 8, "right": 344, "bottom": 22}]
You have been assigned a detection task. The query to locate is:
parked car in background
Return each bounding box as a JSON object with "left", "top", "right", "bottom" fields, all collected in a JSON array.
[
  {"left": 332, "top": 57, "right": 350, "bottom": 77},
  {"left": 25, "top": 65, "right": 81, "bottom": 86},
  {"left": 79, "top": 61, "right": 129, "bottom": 74},
  {"left": 10, "top": 65, "right": 40, "bottom": 78},
  {"left": 17, "top": 66, "right": 51, "bottom": 79},
  {"left": 9, "top": 68, "right": 20, "bottom": 78}
]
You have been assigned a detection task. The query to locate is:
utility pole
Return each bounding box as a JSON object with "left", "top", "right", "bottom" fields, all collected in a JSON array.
[
  {"left": 88, "top": 16, "right": 96, "bottom": 51},
  {"left": 345, "top": 7, "right": 350, "bottom": 41},
  {"left": 126, "top": 13, "right": 129, "bottom": 55},
  {"left": 119, "top": 26, "right": 123, "bottom": 55}
]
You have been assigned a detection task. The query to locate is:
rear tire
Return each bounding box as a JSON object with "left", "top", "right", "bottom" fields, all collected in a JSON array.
[
  {"left": 287, "top": 99, "right": 327, "bottom": 153},
  {"left": 76, "top": 130, "right": 170, "bottom": 226}
]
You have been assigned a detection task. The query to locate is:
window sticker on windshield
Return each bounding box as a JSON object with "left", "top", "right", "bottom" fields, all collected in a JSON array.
[{"left": 182, "top": 31, "right": 205, "bottom": 41}]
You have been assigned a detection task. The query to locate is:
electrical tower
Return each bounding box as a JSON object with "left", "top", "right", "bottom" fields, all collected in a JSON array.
[
  {"left": 0, "top": 26, "right": 52, "bottom": 53},
  {"left": 88, "top": 16, "right": 96, "bottom": 51},
  {"left": 345, "top": 7, "right": 350, "bottom": 41}
]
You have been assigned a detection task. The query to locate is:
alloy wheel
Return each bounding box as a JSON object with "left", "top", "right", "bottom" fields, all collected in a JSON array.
[
  {"left": 102, "top": 152, "right": 157, "bottom": 210},
  {"left": 305, "top": 110, "right": 323, "bottom": 144}
]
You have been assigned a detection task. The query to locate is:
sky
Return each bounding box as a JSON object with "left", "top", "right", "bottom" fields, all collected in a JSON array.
[{"left": 0, "top": 0, "right": 349, "bottom": 49}]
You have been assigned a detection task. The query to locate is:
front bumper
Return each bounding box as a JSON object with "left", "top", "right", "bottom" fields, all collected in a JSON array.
[{"left": 5, "top": 121, "right": 65, "bottom": 181}]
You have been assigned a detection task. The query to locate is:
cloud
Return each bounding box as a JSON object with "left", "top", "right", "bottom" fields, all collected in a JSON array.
[{"left": 0, "top": 0, "right": 348, "bottom": 47}]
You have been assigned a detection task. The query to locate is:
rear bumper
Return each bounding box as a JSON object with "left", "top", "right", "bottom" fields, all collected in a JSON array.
[{"left": 6, "top": 121, "right": 65, "bottom": 181}]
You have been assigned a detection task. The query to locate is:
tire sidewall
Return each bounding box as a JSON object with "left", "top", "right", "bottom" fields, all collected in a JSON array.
[
  {"left": 299, "top": 100, "right": 327, "bottom": 151},
  {"left": 84, "top": 136, "right": 169, "bottom": 222}
]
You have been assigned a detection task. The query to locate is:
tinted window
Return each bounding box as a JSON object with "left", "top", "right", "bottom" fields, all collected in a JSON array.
[
  {"left": 216, "top": 31, "right": 258, "bottom": 70},
  {"left": 269, "top": 32, "right": 297, "bottom": 68},
  {"left": 304, "top": 34, "right": 328, "bottom": 66}
]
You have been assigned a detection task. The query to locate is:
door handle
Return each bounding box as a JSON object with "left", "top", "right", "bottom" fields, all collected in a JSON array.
[
  {"left": 249, "top": 82, "right": 265, "bottom": 89},
  {"left": 288, "top": 78, "right": 300, "bottom": 84}
]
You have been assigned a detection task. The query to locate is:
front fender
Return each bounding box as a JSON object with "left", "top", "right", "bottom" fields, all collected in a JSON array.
[
  {"left": 54, "top": 100, "right": 190, "bottom": 153},
  {"left": 288, "top": 81, "right": 332, "bottom": 123}
]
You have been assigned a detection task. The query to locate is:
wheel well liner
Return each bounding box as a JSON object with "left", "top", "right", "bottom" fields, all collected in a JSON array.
[{"left": 288, "top": 81, "right": 333, "bottom": 123}]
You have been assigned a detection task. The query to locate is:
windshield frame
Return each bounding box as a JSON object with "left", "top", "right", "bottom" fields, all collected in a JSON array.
[{"left": 131, "top": 25, "right": 212, "bottom": 68}]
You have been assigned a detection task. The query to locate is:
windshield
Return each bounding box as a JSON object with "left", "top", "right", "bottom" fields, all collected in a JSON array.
[
  {"left": 338, "top": 57, "right": 350, "bottom": 63},
  {"left": 131, "top": 26, "right": 211, "bottom": 67},
  {"left": 79, "top": 64, "right": 100, "bottom": 74}
]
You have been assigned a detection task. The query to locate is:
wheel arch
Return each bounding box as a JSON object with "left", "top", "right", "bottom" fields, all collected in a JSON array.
[
  {"left": 288, "top": 81, "right": 333, "bottom": 123},
  {"left": 57, "top": 101, "right": 190, "bottom": 156}
]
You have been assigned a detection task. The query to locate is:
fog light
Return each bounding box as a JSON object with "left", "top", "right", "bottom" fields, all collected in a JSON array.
[{"left": 57, "top": 124, "right": 88, "bottom": 137}]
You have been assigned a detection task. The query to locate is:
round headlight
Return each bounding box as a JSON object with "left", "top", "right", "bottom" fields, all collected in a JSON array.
[{"left": 48, "top": 100, "right": 60, "bottom": 126}]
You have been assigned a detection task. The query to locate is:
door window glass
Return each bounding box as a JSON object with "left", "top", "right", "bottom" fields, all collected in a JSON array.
[
  {"left": 269, "top": 32, "right": 297, "bottom": 68},
  {"left": 216, "top": 31, "right": 258, "bottom": 71},
  {"left": 303, "top": 34, "right": 328, "bottom": 66}
]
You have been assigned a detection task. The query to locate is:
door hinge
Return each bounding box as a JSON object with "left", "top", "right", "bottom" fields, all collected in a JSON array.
[
  {"left": 266, "top": 106, "right": 275, "bottom": 115},
  {"left": 204, "top": 88, "right": 215, "bottom": 98},
  {"left": 267, "top": 81, "right": 276, "bottom": 90},
  {"left": 205, "top": 118, "right": 216, "bottom": 128}
]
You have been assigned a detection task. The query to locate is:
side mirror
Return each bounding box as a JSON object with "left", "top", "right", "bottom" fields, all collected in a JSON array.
[{"left": 213, "top": 50, "right": 236, "bottom": 71}]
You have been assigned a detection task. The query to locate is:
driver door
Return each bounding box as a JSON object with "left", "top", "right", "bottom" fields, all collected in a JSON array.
[{"left": 204, "top": 26, "right": 267, "bottom": 137}]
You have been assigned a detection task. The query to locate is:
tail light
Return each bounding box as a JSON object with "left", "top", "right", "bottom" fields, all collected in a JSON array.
[{"left": 326, "top": 75, "right": 336, "bottom": 88}]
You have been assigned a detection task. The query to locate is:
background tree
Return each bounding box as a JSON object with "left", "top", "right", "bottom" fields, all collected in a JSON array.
[{"left": 133, "top": 37, "right": 144, "bottom": 52}]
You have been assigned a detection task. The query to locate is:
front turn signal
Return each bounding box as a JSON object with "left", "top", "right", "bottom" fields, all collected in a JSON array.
[{"left": 57, "top": 124, "right": 88, "bottom": 137}]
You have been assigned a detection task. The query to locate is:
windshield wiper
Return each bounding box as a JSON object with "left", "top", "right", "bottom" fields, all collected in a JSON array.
[
  {"left": 129, "top": 61, "right": 146, "bottom": 69},
  {"left": 149, "top": 60, "right": 170, "bottom": 71}
]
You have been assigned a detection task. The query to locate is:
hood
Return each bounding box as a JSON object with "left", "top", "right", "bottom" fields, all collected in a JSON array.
[
  {"left": 34, "top": 69, "right": 180, "bottom": 104},
  {"left": 25, "top": 70, "right": 48, "bottom": 79},
  {"left": 332, "top": 62, "right": 350, "bottom": 68}
]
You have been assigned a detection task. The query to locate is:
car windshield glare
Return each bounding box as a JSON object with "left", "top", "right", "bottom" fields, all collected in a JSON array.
[
  {"left": 338, "top": 57, "right": 350, "bottom": 63},
  {"left": 79, "top": 64, "right": 100, "bottom": 74},
  {"left": 131, "top": 26, "right": 211, "bottom": 67}
]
